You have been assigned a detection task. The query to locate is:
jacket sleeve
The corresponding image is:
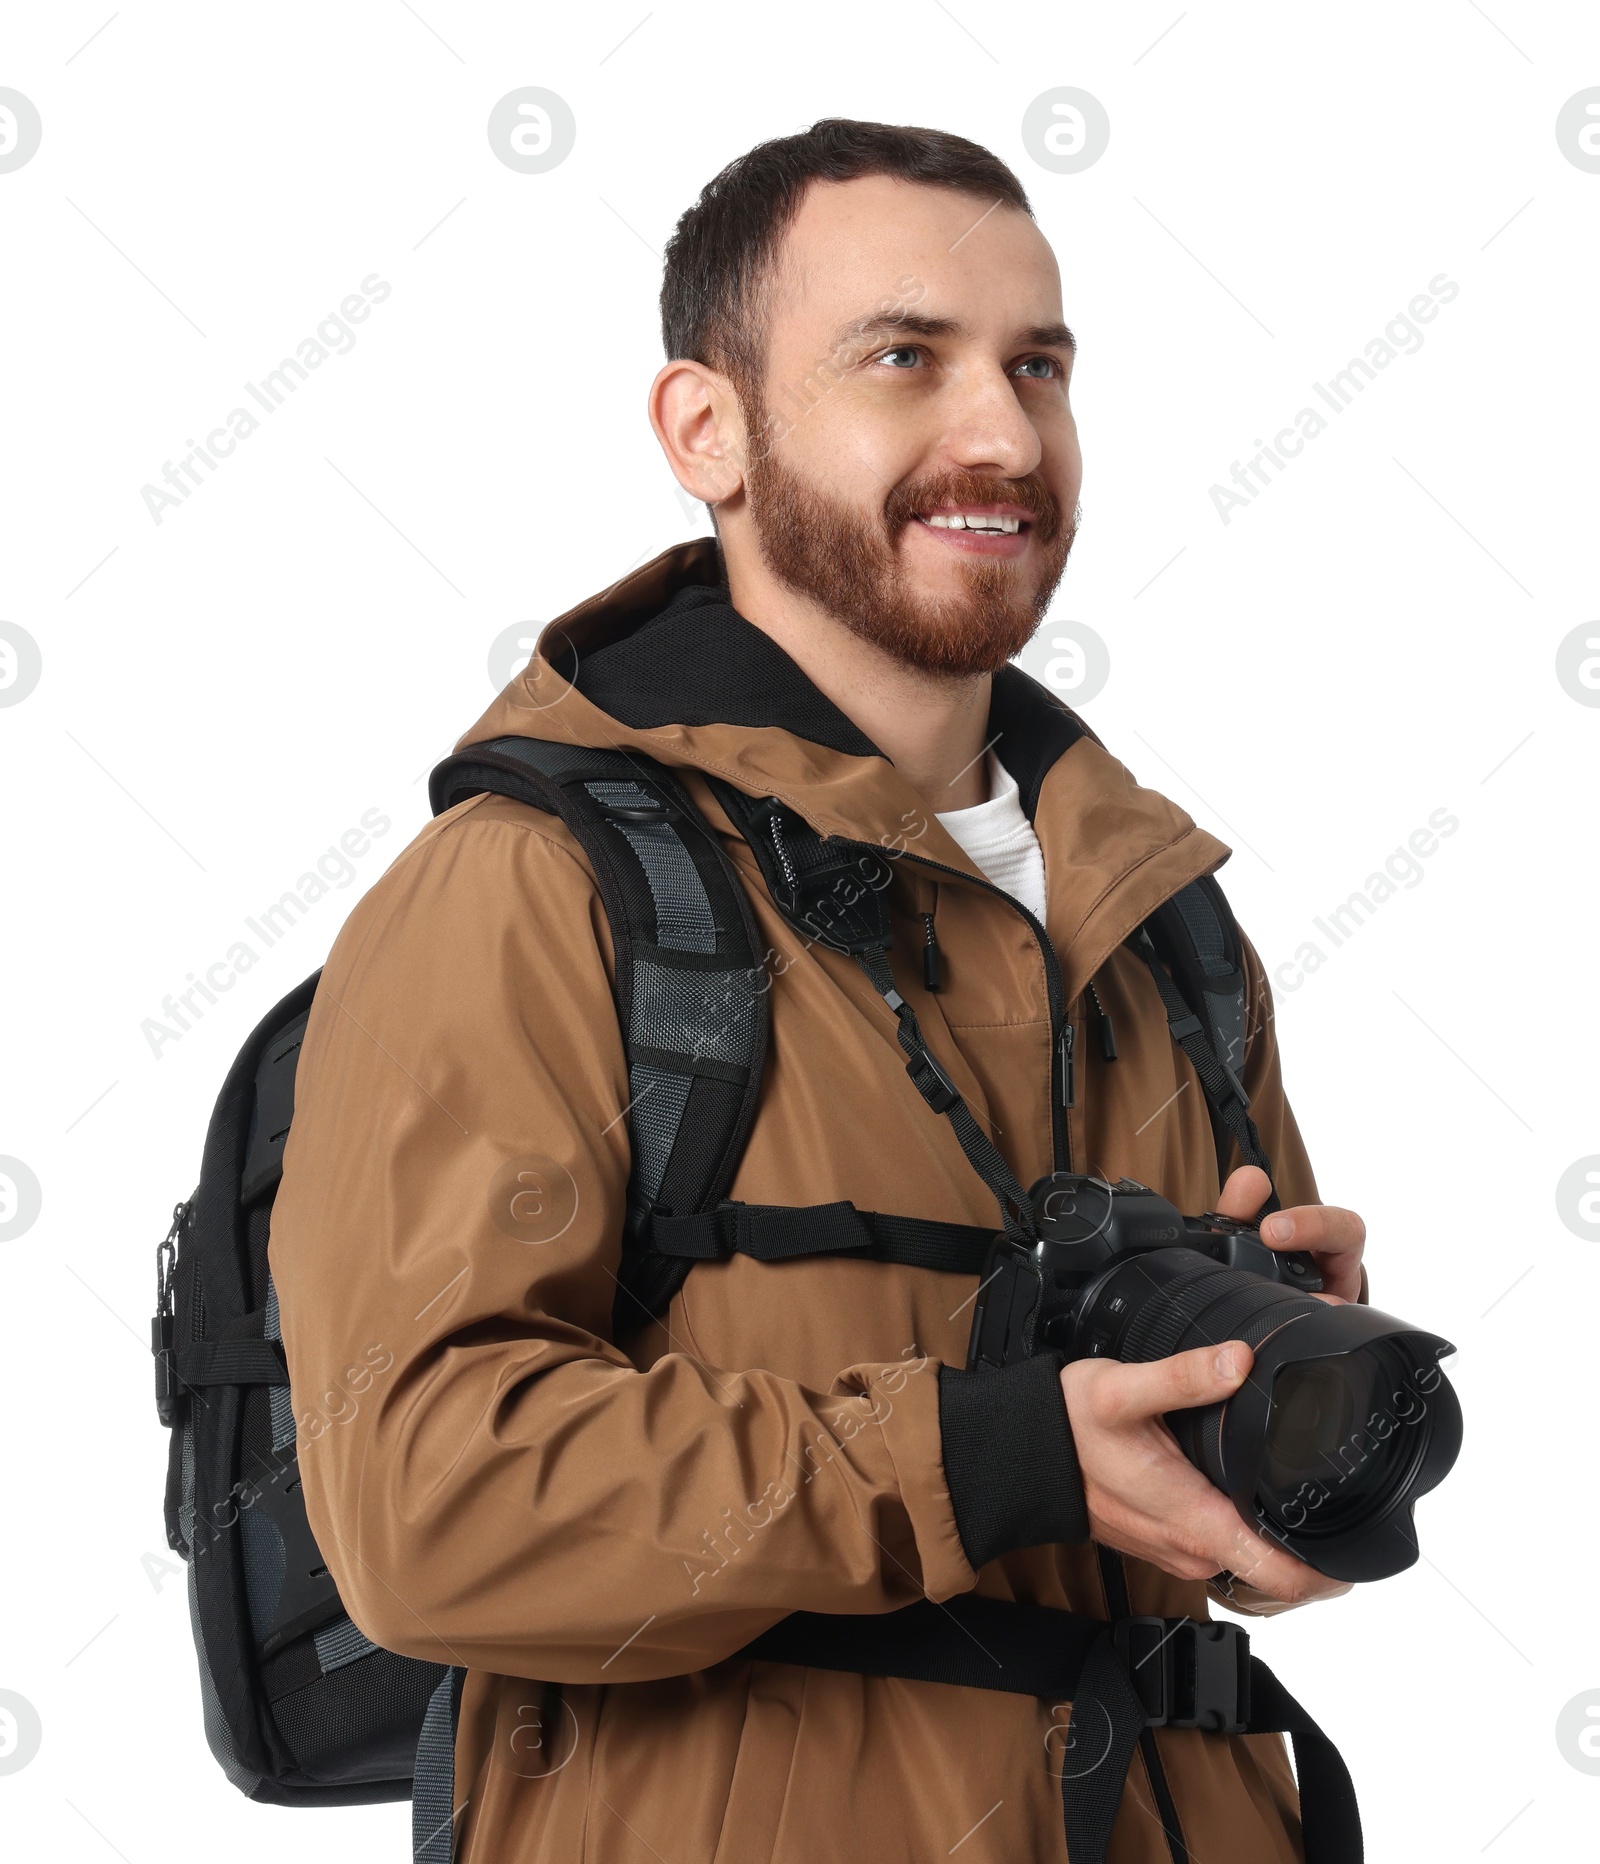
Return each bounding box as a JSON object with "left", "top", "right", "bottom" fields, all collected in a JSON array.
[{"left": 269, "top": 803, "right": 1078, "bottom": 1686}]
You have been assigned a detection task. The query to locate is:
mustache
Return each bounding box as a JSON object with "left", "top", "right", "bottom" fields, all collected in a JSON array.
[{"left": 883, "top": 472, "right": 1063, "bottom": 542}]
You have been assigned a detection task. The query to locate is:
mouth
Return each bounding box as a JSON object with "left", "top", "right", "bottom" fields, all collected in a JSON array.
[{"left": 909, "top": 504, "right": 1035, "bottom": 559}]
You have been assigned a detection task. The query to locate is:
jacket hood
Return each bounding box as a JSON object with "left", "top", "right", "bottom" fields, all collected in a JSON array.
[{"left": 453, "top": 539, "right": 1231, "bottom": 998}]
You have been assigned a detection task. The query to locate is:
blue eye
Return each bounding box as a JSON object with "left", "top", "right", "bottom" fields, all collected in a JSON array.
[
  {"left": 1015, "top": 356, "right": 1060, "bottom": 379},
  {"left": 879, "top": 346, "right": 922, "bottom": 369}
]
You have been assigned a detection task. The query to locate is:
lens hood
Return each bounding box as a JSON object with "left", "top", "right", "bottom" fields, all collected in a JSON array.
[{"left": 1205, "top": 1302, "right": 1461, "bottom": 1582}]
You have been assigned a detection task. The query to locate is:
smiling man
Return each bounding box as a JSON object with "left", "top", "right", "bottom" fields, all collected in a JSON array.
[{"left": 271, "top": 120, "right": 1368, "bottom": 1864}]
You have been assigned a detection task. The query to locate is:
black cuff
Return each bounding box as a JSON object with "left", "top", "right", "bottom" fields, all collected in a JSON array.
[{"left": 937, "top": 1351, "right": 1089, "bottom": 1569}]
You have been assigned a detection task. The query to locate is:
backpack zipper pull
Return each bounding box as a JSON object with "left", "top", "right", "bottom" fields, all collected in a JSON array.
[
  {"left": 153, "top": 1199, "right": 189, "bottom": 1429},
  {"left": 1059, "top": 1020, "right": 1075, "bottom": 1108},
  {"left": 922, "top": 901, "right": 942, "bottom": 992},
  {"left": 1088, "top": 978, "right": 1118, "bottom": 1062}
]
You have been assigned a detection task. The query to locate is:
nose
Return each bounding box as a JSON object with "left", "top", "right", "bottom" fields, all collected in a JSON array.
[{"left": 938, "top": 361, "right": 1046, "bottom": 482}]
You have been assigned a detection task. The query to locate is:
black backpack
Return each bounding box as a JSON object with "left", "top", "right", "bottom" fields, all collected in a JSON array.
[{"left": 153, "top": 733, "right": 1271, "bottom": 1842}]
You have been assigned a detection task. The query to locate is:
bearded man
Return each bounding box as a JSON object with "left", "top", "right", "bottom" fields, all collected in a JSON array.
[{"left": 272, "top": 117, "right": 1368, "bottom": 1864}]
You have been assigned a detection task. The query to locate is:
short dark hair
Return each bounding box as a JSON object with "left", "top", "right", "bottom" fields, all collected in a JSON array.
[{"left": 660, "top": 118, "right": 1033, "bottom": 398}]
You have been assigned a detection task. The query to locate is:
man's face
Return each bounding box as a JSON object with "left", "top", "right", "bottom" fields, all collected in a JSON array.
[{"left": 730, "top": 174, "right": 1082, "bottom": 678}]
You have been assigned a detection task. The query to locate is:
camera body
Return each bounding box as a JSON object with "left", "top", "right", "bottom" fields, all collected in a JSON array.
[
  {"left": 966, "top": 1174, "right": 1461, "bottom": 1583},
  {"left": 965, "top": 1174, "right": 1325, "bottom": 1373}
]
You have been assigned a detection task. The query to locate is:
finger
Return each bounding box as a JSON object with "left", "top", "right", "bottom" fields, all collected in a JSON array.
[
  {"left": 1144, "top": 1484, "right": 1319, "bottom": 1596},
  {"left": 1086, "top": 1340, "right": 1253, "bottom": 1428},
  {"left": 1260, "top": 1204, "right": 1366, "bottom": 1301},
  {"left": 1214, "top": 1517, "right": 1355, "bottom": 1606},
  {"left": 1103, "top": 1465, "right": 1354, "bottom": 1600},
  {"left": 1214, "top": 1165, "right": 1272, "bottom": 1222},
  {"left": 1261, "top": 1203, "right": 1365, "bottom": 1261}
]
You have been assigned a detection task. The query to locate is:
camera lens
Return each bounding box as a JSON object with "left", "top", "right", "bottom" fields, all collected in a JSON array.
[
  {"left": 1258, "top": 1343, "right": 1422, "bottom": 1536},
  {"left": 1072, "top": 1249, "right": 1460, "bottom": 1580}
]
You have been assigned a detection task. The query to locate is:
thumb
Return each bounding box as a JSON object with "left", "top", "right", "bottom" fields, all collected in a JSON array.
[
  {"left": 1215, "top": 1165, "right": 1272, "bottom": 1222},
  {"left": 1092, "top": 1339, "right": 1254, "bottom": 1427}
]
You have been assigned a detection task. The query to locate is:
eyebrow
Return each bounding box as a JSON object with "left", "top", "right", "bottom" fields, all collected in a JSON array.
[{"left": 830, "top": 309, "right": 1077, "bottom": 357}]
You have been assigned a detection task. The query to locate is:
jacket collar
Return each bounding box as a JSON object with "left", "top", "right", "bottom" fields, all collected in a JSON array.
[
  {"left": 453, "top": 540, "right": 1232, "bottom": 998},
  {"left": 556, "top": 563, "right": 1090, "bottom": 823}
]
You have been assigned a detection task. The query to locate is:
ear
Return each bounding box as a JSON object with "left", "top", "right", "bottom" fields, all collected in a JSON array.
[{"left": 648, "top": 359, "right": 751, "bottom": 511}]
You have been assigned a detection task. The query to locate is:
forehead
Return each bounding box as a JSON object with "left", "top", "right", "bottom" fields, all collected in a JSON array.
[{"left": 768, "top": 174, "right": 1063, "bottom": 345}]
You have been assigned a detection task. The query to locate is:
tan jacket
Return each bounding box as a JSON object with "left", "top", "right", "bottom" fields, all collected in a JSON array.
[{"left": 271, "top": 538, "right": 1333, "bottom": 1863}]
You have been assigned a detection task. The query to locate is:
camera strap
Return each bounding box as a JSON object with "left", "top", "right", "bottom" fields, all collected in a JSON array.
[{"left": 853, "top": 941, "right": 1037, "bottom": 1242}]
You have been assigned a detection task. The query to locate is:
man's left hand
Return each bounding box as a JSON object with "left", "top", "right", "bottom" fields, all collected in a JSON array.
[{"left": 1214, "top": 1165, "right": 1366, "bottom": 1305}]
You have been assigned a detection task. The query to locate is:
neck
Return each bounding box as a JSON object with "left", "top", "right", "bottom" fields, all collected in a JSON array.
[{"left": 723, "top": 555, "right": 994, "bottom": 812}]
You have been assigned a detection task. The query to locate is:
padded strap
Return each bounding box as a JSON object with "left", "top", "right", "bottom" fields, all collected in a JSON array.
[
  {"left": 1171, "top": 884, "right": 1247, "bottom": 1072},
  {"left": 1139, "top": 877, "right": 1273, "bottom": 1199},
  {"left": 431, "top": 737, "right": 771, "bottom": 1332},
  {"left": 647, "top": 1199, "right": 997, "bottom": 1272},
  {"left": 1133, "top": 926, "right": 1275, "bottom": 1190}
]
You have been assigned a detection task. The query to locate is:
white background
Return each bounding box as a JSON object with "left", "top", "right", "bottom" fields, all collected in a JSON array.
[{"left": 1, "top": 3, "right": 1596, "bottom": 1859}]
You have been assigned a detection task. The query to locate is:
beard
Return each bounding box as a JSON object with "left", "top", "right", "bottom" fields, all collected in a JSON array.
[{"left": 739, "top": 403, "right": 1079, "bottom": 679}]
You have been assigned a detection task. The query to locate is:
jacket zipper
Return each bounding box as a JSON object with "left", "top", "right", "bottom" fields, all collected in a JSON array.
[
  {"left": 1086, "top": 976, "right": 1118, "bottom": 1061},
  {"left": 848, "top": 844, "right": 1072, "bottom": 1173},
  {"left": 921, "top": 888, "right": 942, "bottom": 992},
  {"left": 857, "top": 845, "right": 1189, "bottom": 1860},
  {"left": 786, "top": 819, "right": 1185, "bottom": 1857},
  {"left": 885, "top": 849, "right": 1187, "bottom": 1863}
]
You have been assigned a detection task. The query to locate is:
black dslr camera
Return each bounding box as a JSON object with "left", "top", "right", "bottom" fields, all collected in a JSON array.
[{"left": 965, "top": 1174, "right": 1461, "bottom": 1582}]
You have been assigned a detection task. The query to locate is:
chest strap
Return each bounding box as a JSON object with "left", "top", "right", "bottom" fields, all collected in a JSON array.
[
  {"left": 735, "top": 1595, "right": 1360, "bottom": 1864},
  {"left": 646, "top": 1200, "right": 996, "bottom": 1273}
]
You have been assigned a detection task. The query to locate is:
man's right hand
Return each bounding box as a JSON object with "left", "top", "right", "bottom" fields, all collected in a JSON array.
[{"left": 1059, "top": 1341, "right": 1352, "bottom": 1607}]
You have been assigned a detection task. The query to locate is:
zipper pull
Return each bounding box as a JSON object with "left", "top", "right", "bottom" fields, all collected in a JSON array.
[
  {"left": 153, "top": 1200, "right": 189, "bottom": 1429},
  {"left": 1059, "top": 1021, "right": 1075, "bottom": 1108},
  {"left": 922, "top": 911, "right": 942, "bottom": 991}
]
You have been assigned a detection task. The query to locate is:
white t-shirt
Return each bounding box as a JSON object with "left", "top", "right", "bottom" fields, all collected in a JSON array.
[{"left": 933, "top": 750, "right": 1048, "bottom": 921}]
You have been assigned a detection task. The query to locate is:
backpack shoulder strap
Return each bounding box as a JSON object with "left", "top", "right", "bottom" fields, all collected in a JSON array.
[
  {"left": 429, "top": 736, "right": 770, "bottom": 1335},
  {"left": 1134, "top": 874, "right": 1276, "bottom": 1193}
]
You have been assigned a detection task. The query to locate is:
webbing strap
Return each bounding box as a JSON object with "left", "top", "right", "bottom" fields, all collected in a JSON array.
[
  {"left": 583, "top": 779, "right": 719, "bottom": 955},
  {"left": 173, "top": 1339, "right": 287, "bottom": 1387},
  {"left": 312, "top": 1614, "right": 379, "bottom": 1675},
  {"left": 736, "top": 1596, "right": 1361, "bottom": 1864},
  {"left": 855, "top": 945, "right": 1035, "bottom": 1242},
  {"left": 412, "top": 1666, "right": 465, "bottom": 1863},
  {"left": 262, "top": 1275, "right": 296, "bottom": 1449},
  {"left": 1247, "top": 1661, "right": 1365, "bottom": 1864},
  {"left": 647, "top": 1199, "right": 997, "bottom": 1272}
]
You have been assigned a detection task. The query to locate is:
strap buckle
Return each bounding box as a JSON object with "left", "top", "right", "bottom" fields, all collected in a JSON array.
[
  {"left": 906, "top": 1045, "right": 961, "bottom": 1114},
  {"left": 1113, "top": 1617, "right": 1250, "bottom": 1733},
  {"left": 1216, "top": 1054, "right": 1252, "bottom": 1113},
  {"left": 596, "top": 790, "right": 681, "bottom": 825}
]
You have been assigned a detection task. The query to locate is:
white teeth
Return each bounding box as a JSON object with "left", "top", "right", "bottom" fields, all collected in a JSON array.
[{"left": 922, "top": 513, "right": 1021, "bottom": 533}]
